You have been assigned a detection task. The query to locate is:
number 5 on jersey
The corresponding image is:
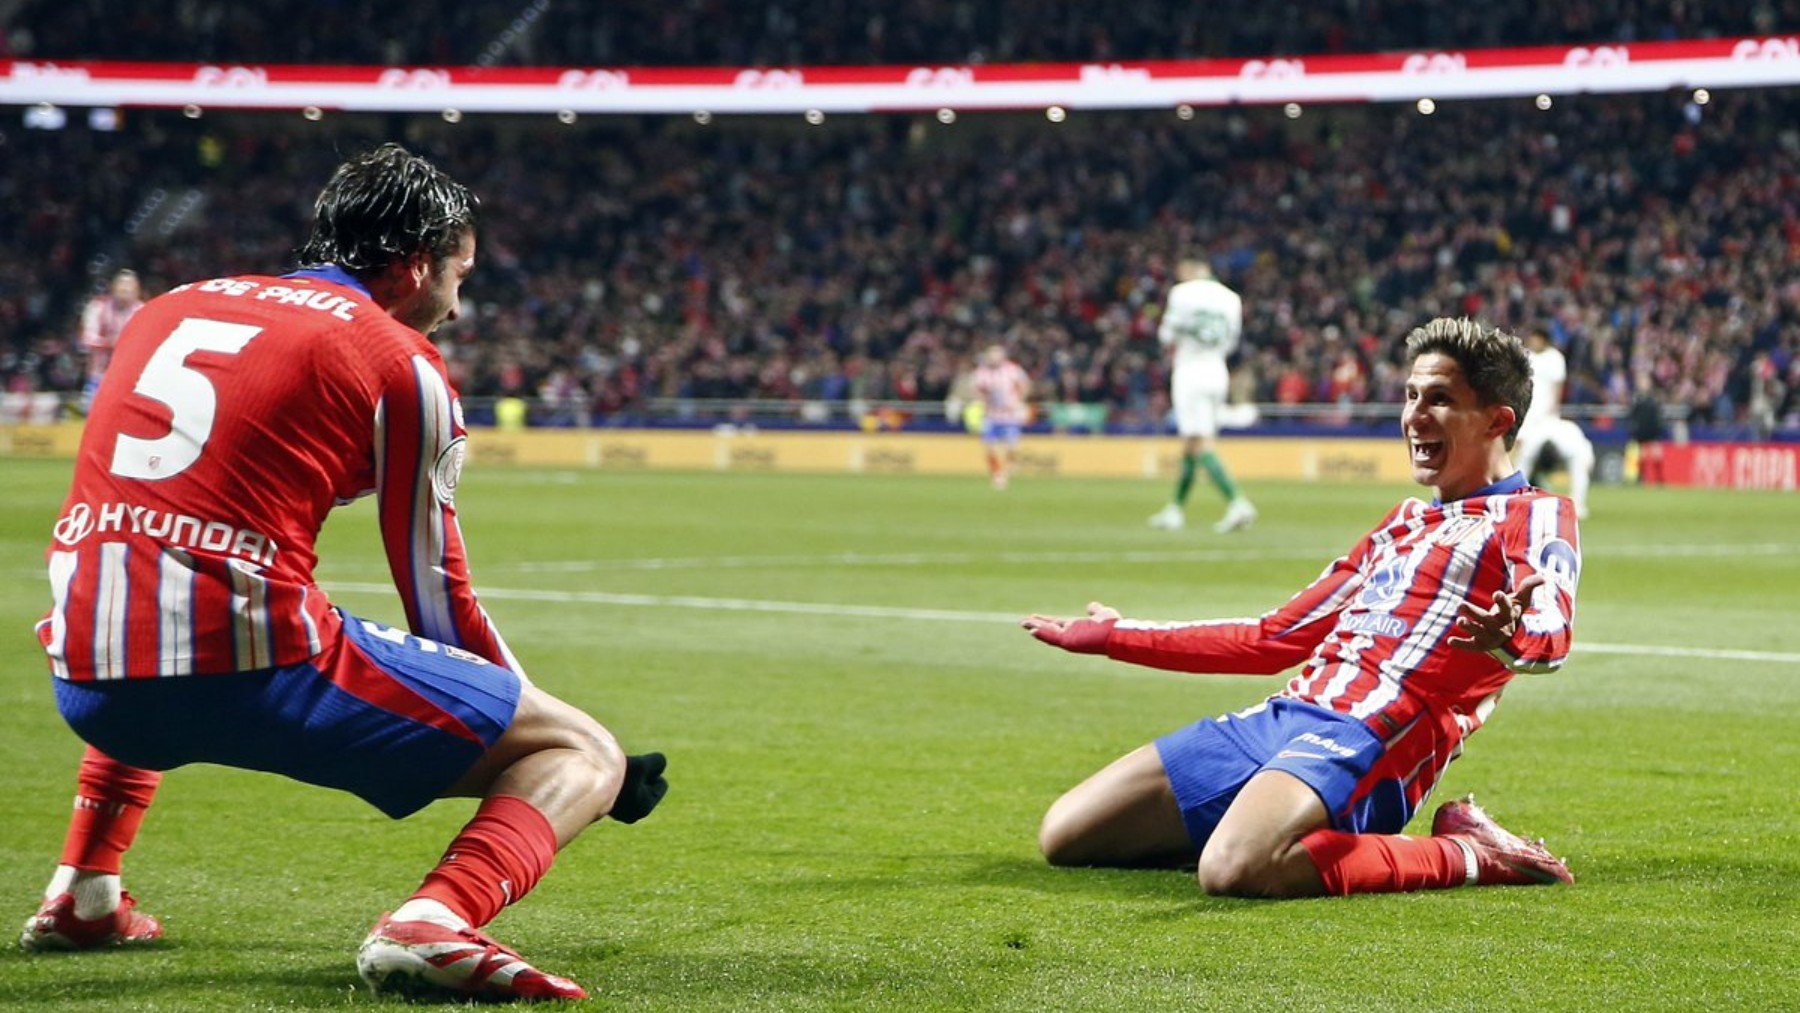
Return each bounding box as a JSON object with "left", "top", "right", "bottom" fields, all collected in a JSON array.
[{"left": 110, "top": 318, "right": 262, "bottom": 481}]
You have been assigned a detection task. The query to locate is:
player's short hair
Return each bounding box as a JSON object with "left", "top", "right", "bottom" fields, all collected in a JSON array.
[
  {"left": 1176, "top": 258, "right": 1213, "bottom": 281},
  {"left": 297, "top": 143, "right": 477, "bottom": 277},
  {"left": 1404, "top": 317, "right": 1533, "bottom": 448}
]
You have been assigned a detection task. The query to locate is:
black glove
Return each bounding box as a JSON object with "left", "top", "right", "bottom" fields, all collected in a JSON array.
[{"left": 609, "top": 752, "right": 668, "bottom": 824}]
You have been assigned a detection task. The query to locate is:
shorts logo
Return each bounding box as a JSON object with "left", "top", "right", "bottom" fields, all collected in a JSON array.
[
  {"left": 1293, "top": 732, "right": 1359, "bottom": 759},
  {"left": 432, "top": 437, "right": 467, "bottom": 505},
  {"left": 53, "top": 503, "right": 94, "bottom": 546}
]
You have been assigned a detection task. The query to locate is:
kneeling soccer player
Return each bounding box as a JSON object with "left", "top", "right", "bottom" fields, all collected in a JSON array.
[
  {"left": 1024, "top": 318, "right": 1580, "bottom": 897},
  {"left": 20, "top": 144, "right": 668, "bottom": 1002}
]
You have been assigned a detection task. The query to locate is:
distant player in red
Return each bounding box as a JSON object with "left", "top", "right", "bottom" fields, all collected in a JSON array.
[
  {"left": 78, "top": 269, "right": 144, "bottom": 411},
  {"left": 972, "top": 344, "right": 1030, "bottom": 489},
  {"left": 21, "top": 144, "right": 668, "bottom": 1002},
  {"left": 1024, "top": 318, "right": 1580, "bottom": 897}
]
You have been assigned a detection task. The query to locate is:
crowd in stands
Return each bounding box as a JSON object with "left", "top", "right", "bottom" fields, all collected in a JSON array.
[
  {"left": 8, "top": 0, "right": 1796, "bottom": 67},
  {"left": 4, "top": 87, "right": 1799, "bottom": 435}
]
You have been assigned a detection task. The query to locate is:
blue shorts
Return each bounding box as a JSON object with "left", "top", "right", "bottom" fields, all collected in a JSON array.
[
  {"left": 982, "top": 420, "right": 1022, "bottom": 446},
  {"left": 1154, "top": 698, "right": 1412, "bottom": 848},
  {"left": 53, "top": 612, "right": 521, "bottom": 819}
]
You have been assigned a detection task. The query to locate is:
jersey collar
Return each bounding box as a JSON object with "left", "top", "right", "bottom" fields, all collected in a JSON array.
[
  {"left": 283, "top": 264, "right": 372, "bottom": 299},
  {"left": 1433, "top": 470, "right": 1528, "bottom": 506}
]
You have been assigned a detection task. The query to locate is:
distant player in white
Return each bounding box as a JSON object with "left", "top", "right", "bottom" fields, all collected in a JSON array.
[
  {"left": 1513, "top": 328, "right": 1593, "bottom": 519},
  {"left": 1149, "top": 260, "right": 1256, "bottom": 533}
]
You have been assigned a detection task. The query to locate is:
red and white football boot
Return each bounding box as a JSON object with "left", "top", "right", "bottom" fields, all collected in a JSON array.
[
  {"left": 1432, "top": 795, "right": 1575, "bottom": 887},
  {"left": 19, "top": 891, "right": 163, "bottom": 951},
  {"left": 357, "top": 913, "right": 587, "bottom": 1002}
]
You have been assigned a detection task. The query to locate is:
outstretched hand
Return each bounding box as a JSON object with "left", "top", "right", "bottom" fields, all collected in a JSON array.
[
  {"left": 1448, "top": 574, "right": 1546, "bottom": 653},
  {"left": 1021, "top": 602, "right": 1121, "bottom": 654}
]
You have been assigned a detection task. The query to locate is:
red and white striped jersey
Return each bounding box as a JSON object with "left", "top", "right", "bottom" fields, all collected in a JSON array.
[
  {"left": 39, "top": 267, "right": 519, "bottom": 682},
  {"left": 973, "top": 360, "right": 1030, "bottom": 425},
  {"left": 80, "top": 294, "right": 144, "bottom": 382},
  {"left": 1105, "top": 477, "right": 1579, "bottom": 752}
]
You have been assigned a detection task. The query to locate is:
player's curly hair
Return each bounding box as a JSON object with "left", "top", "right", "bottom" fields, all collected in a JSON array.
[
  {"left": 296, "top": 143, "right": 477, "bottom": 277},
  {"left": 1404, "top": 317, "right": 1533, "bottom": 448}
]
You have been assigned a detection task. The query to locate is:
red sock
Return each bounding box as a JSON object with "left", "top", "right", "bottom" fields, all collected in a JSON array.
[
  {"left": 1300, "top": 830, "right": 1469, "bottom": 896},
  {"left": 412, "top": 796, "right": 558, "bottom": 929},
  {"left": 59, "top": 746, "right": 162, "bottom": 875}
]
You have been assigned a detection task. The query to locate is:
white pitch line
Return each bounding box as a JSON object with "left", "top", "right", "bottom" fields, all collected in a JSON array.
[
  {"left": 1601, "top": 542, "right": 1800, "bottom": 558},
  {"left": 507, "top": 542, "right": 1800, "bottom": 573},
  {"left": 326, "top": 582, "right": 1021, "bottom": 623},
  {"left": 510, "top": 547, "right": 1335, "bottom": 573},
  {"left": 1570, "top": 642, "right": 1800, "bottom": 663},
  {"left": 323, "top": 582, "right": 1800, "bottom": 665}
]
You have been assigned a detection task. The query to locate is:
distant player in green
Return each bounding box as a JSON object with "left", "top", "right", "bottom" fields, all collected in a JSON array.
[{"left": 1148, "top": 259, "right": 1256, "bottom": 533}]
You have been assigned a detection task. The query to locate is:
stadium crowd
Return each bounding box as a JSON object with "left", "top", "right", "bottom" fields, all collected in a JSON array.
[
  {"left": 7, "top": 0, "right": 1795, "bottom": 66},
  {"left": 4, "top": 88, "right": 1799, "bottom": 434}
]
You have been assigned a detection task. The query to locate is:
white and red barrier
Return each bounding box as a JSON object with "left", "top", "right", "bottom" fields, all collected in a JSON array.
[
  {"left": 1663, "top": 442, "right": 1800, "bottom": 491},
  {"left": 5, "top": 37, "right": 1800, "bottom": 115}
]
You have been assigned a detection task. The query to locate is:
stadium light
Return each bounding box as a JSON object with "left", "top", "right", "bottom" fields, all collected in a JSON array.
[
  {"left": 1417, "top": 97, "right": 1437, "bottom": 115},
  {"left": 23, "top": 102, "right": 64, "bottom": 130},
  {"left": 1046, "top": 105, "right": 1067, "bottom": 123}
]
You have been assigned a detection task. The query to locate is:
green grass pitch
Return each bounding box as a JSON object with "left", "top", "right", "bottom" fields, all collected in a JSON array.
[{"left": 0, "top": 456, "right": 1795, "bottom": 1010}]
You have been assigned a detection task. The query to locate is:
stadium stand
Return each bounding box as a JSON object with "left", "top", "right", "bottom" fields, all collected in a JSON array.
[
  {"left": 5, "top": 90, "right": 1796, "bottom": 434},
  {"left": 2, "top": 0, "right": 1797, "bottom": 435}
]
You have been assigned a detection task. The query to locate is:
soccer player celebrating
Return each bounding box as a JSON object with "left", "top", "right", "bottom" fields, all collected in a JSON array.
[
  {"left": 972, "top": 344, "right": 1031, "bottom": 490},
  {"left": 1148, "top": 259, "right": 1256, "bottom": 533},
  {"left": 21, "top": 144, "right": 668, "bottom": 1001},
  {"left": 1024, "top": 318, "right": 1580, "bottom": 898}
]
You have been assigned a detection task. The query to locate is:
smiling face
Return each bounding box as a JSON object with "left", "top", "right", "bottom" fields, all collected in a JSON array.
[{"left": 1402, "top": 352, "right": 1517, "bottom": 501}]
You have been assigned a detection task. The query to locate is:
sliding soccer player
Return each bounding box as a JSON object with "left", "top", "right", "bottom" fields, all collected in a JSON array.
[{"left": 1027, "top": 318, "right": 1580, "bottom": 897}]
